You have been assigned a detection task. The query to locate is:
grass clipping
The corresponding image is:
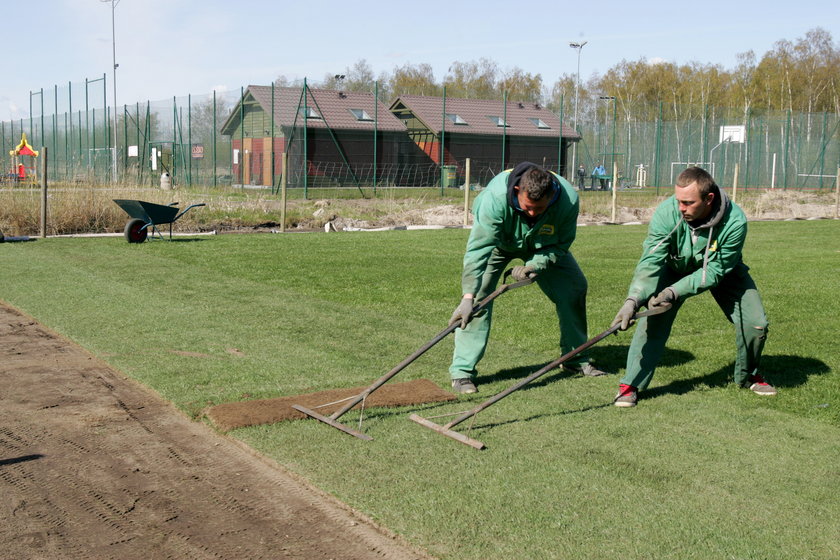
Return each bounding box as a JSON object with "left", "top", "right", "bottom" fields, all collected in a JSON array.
[{"left": 205, "top": 378, "right": 456, "bottom": 431}]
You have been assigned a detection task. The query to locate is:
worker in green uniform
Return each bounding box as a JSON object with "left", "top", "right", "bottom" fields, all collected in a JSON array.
[
  {"left": 448, "top": 162, "right": 606, "bottom": 394},
  {"left": 611, "top": 166, "right": 774, "bottom": 407}
]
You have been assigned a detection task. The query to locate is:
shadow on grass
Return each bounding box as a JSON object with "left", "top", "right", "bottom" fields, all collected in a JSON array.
[
  {"left": 644, "top": 354, "right": 829, "bottom": 402},
  {"left": 588, "top": 344, "right": 696, "bottom": 373},
  {"left": 477, "top": 345, "right": 695, "bottom": 390},
  {"left": 469, "top": 402, "right": 614, "bottom": 432},
  {"left": 149, "top": 238, "right": 207, "bottom": 243}
]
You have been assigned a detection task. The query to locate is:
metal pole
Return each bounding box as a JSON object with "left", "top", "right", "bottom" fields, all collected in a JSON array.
[
  {"left": 109, "top": 0, "right": 118, "bottom": 183},
  {"left": 557, "top": 93, "right": 564, "bottom": 175},
  {"left": 502, "top": 91, "right": 507, "bottom": 169},
  {"left": 122, "top": 103, "right": 127, "bottom": 174},
  {"left": 188, "top": 94, "right": 192, "bottom": 186},
  {"left": 611, "top": 97, "right": 617, "bottom": 187},
  {"left": 240, "top": 86, "right": 244, "bottom": 188},
  {"left": 569, "top": 41, "right": 587, "bottom": 181},
  {"left": 373, "top": 80, "right": 378, "bottom": 195},
  {"left": 303, "top": 79, "right": 308, "bottom": 199},
  {"left": 819, "top": 111, "right": 828, "bottom": 190},
  {"left": 53, "top": 86, "right": 57, "bottom": 180},
  {"left": 783, "top": 109, "right": 790, "bottom": 189},
  {"left": 270, "top": 83, "right": 275, "bottom": 191},
  {"left": 440, "top": 85, "right": 446, "bottom": 195},
  {"left": 41, "top": 88, "right": 44, "bottom": 155},
  {"left": 654, "top": 101, "right": 662, "bottom": 194},
  {"left": 67, "top": 81, "right": 73, "bottom": 180},
  {"left": 213, "top": 90, "right": 218, "bottom": 187}
]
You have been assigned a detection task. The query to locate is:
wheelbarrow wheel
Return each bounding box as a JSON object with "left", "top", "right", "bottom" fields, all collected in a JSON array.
[{"left": 124, "top": 219, "right": 148, "bottom": 243}]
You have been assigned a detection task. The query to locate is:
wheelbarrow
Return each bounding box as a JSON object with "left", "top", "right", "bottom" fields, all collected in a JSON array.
[{"left": 113, "top": 199, "right": 206, "bottom": 243}]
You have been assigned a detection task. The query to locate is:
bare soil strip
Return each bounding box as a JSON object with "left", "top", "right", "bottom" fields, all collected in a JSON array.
[{"left": 0, "top": 302, "right": 432, "bottom": 560}]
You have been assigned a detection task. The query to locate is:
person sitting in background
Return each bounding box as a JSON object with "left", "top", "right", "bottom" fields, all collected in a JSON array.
[{"left": 592, "top": 163, "right": 606, "bottom": 190}]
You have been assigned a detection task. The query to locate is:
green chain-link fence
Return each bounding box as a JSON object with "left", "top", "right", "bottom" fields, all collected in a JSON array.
[{"left": 3, "top": 77, "right": 837, "bottom": 193}]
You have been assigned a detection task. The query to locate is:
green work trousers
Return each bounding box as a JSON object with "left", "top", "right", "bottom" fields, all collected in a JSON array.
[
  {"left": 621, "top": 263, "right": 768, "bottom": 390},
  {"left": 449, "top": 248, "right": 590, "bottom": 380}
]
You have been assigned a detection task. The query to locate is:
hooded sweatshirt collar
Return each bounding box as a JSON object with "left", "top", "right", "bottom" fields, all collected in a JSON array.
[{"left": 688, "top": 184, "right": 728, "bottom": 231}]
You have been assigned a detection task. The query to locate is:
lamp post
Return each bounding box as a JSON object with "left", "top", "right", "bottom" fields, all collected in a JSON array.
[
  {"left": 569, "top": 41, "right": 587, "bottom": 182},
  {"left": 102, "top": 0, "right": 119, "bottom": 183}
]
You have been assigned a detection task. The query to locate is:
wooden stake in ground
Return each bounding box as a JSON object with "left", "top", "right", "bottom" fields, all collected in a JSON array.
[
  {"left": 463, "top": 158, "right": 471, "bottom": 227},
  {"left": 732, "top": 163, "right": 739, "bottom": 203},
  {"left": 280, "top": 152, "right": 287, "bottom": 233},
  {"left": 40, "top": 147, "right": 48, "bottom": 238},
  {"left": 611, "top": 161, "right": 618, "bottom": 223}
]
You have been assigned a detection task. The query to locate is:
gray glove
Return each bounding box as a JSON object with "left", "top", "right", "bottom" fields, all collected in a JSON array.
[
  {"left": 648, "top": 287, "right": 677, "bottom": 310},
  {"left": 449, "top": 297, "right": 475, "bottom": 329},
  {"left": 611, "top": 298, "right": 638, "bottom": 331},
  {"left": 511, "top": 265, "right": 535, "bottom": 282}
]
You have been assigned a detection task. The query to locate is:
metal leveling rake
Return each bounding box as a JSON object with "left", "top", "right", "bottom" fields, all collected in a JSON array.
[
  {"left": 292, "top": 271, "right": 536, "bottom": 440},
  {"left": 409, "top": 305, "right": 670, "bottom": 449}
]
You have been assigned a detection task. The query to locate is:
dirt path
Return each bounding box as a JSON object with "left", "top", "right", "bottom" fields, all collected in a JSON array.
[{"left": 0, "top": 302, "right": 432, "bottom": 560}]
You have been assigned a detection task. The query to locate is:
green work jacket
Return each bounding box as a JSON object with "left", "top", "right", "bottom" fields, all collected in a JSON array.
[
  {"left": 626, "top": 188, "right": 747, "bottom": 303},
  {"left": 461, "top": 166, "right": 579, "bottom": 296}
]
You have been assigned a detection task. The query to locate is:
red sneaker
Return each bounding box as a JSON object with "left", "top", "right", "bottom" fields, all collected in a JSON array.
[
  {"left": 747, "top": 374, "right": 777, "bottom": 396},
  {"left": 614, "top": 384, "right": 637, "bottom": 407}
]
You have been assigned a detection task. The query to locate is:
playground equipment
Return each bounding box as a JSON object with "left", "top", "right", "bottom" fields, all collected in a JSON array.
[{"left": 6, "top": 133, "right": 38, "bottom": 183}]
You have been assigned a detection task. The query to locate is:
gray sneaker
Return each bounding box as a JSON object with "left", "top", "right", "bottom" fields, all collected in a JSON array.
[
  {"left": 565, "top": 363, "right": 608, "bottom": 377},
  {"left": 451, "top": 378, "right": 477, "bottom": 394}
]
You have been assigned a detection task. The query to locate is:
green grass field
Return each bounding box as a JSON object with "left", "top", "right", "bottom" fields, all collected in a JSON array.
[{"left": 1, "top": 220, "right": 838, "bottom": 559}]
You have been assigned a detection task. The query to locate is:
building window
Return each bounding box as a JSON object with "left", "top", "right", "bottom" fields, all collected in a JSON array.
[
  {"left": 445, "top": 113, "right": 468, "bottom": 125},
  {"left": 349, "top": 108, "right": 373, "bottom": 121},
  {"left": 487, "top": 116, "right": 509, "bottom": 127},
  {"left": 300, "top": 107, "right": 322, "bottom": 119},
  {"left": 528, "top": 117, "right": 551, "bottom": 129}
]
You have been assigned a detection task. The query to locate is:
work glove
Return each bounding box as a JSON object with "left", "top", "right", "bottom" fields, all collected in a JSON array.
[
  {"left": 511, "top": 265, "right": 535, "bottom": 282},
  {"left": 449, "top": 297, "right": 475, "bottom": 329},
  {"left": 648, "top": 287, "right": 677, "bottom": 310},
  {"left": 611, "top": 298, "right": 638, "bottom": 331}
]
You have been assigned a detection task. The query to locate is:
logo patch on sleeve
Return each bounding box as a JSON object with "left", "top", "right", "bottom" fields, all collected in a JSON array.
[{"left": 538, "top": 224, "right": 555, "bottom": 235}]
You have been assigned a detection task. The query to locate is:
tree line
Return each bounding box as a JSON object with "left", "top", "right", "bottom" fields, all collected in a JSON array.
[{"left": 276, "top": 28, "right": 839, "bottom": 122}]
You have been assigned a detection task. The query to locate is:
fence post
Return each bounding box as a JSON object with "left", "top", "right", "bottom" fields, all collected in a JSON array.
[
  {"left": 463, "top": 158, "right": 471, "bottom": 227},
  {"left": 40, "top": 147, "right": 48, "bottom": 238},
  {"left": 732, "top": 163, "right": 739, "bottom": 203},
  {"left": 834, "top": 166, "right": 839, "bottom": 220},
  {"left": 611, "top": 160, "right": 618, "bottom": 223},
  {"left": 280, "top": 152, "right": 287, "bottom": 233}
]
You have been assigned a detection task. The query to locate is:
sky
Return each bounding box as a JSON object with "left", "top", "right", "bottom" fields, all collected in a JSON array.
[{"left": 3, "top": 0, "right": 837, "bottom": 123}]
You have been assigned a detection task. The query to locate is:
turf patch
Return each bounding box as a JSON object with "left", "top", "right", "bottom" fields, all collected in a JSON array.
[{"left": 205, "top": 378, "right": 456, "bottom": 431}]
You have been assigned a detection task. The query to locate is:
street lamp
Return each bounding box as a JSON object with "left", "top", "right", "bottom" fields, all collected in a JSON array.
[
  {"left": 569, "top": 41, "right": 587, "bottom": 182},
  {"left": 102, "top": 0, "right": 120, "bottom": 183}
]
